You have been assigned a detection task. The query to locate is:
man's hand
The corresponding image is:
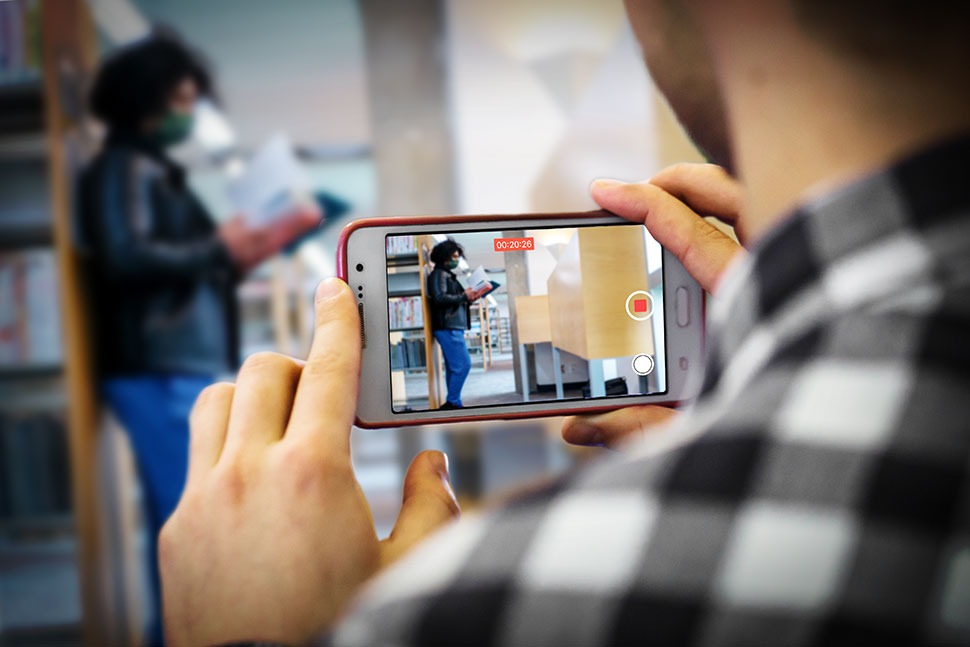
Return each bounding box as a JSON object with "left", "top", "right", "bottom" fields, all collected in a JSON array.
[
  {"left": 464, "top": 285, "right": 489, "bottom": 302},
  {"left": 562, "top": 163, "right": 746, "bottom": 448},
  {"left": 217, "top": 216, "right": 272, "bottom": 271},
  {"left": 218, "top": 203, "right": 322, "bottom": 273},
  {"left": 159, "top": 278, "right": 459, "bottom": 646}
]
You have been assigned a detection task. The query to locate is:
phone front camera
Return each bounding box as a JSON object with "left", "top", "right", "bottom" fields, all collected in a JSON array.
[{"left": 356, "top": 263, "right": 364, "bottom": 272}]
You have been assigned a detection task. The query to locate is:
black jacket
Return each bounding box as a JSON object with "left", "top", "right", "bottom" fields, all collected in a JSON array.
[
  {"left": 427, "top": 266, "right": 470, "bottom": 330},
  {"left": 78, "top": 131, "right": 240, "bottom": 377}
]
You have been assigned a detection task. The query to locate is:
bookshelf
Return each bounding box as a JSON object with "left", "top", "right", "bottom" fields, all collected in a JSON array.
[
  {"left": 1, "top": 1, "right": 135, "bottom": 644},
  {"left": 387, "top": 239, "right": 429, "bottom": 409},
  {"left": 0, "top": 81, "right": 45, "bottom": 135},
  {"left": 0, "top": 0, "right": 67, "bottom": 548}
]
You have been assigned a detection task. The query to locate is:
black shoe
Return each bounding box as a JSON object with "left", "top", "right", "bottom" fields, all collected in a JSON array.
[{"left": 438, "top": 402, "right": 461, "bottom": 410}]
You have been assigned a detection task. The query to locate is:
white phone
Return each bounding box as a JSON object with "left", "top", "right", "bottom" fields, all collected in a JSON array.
[{"left": 337, "top": 211, "right": 705, "bottom": 428}]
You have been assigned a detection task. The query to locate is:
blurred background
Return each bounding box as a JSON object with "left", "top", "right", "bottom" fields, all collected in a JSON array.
[{"left": 0, "top": 0, "right": 703, "bottom": 644}]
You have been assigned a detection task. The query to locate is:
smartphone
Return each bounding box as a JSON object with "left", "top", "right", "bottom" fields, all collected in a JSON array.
[{"left": 336, "top": 211, "right": 704, "bottom": 428}]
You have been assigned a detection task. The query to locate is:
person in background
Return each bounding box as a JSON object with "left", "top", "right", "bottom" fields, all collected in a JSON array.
[
  {"left": 427, "top": 239, "right": 488, "bottom": 410},
  {"left": 78, "top": 31, "right": 320, "bottom": 645}
]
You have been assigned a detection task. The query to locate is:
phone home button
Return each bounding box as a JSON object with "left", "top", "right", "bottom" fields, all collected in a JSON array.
[{"left": 675, "top": 287, "right": 690, "bottom": 327}]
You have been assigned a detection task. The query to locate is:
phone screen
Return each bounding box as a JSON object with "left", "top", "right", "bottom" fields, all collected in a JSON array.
[{"left": 385, "top": 224, "right": 665, "bottom": 413}]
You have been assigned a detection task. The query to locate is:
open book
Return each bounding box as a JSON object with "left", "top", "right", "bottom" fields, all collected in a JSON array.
[
  {"left": 227, "top": 133, "right": 312, "bottom": 227},
  {"left": 469, "top": 265, "right": 501, "bottom": 297}
]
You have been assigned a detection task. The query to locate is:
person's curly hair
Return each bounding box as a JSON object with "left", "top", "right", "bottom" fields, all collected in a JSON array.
[
  {"left": 90, "top": 29, "right": 214, "bottom": 130},
  {"left": 430, "top": 239, "right": 465, "bottom": 267}
]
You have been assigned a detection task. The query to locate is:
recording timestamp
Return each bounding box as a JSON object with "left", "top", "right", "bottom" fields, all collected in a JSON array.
[{"left": 493, "top": 237, "right": 535, "bottom": 251}]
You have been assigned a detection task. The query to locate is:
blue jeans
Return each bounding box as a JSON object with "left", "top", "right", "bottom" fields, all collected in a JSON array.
[
  {"left": 433, "top": 329, "right": 471, "bottom": 407},
  {"left": 102, "top": 373, "right": 213, "bottom": 646}
]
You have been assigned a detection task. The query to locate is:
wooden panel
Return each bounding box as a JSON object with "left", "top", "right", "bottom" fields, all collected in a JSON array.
[
  {"left": 547, "top": 226, "right": 655, "bottom": 360},
  {"left": 418, "top": 235, "right": 443, "bottom": 408},
  {"left": 514, "top": 294, "right": 551, "bottom": 344},
  {"left": 39, "top": 1, "right": 115, "bottom": 644},
  {"left": 546, "top": 234, "right": 586, "bottom": 357}
]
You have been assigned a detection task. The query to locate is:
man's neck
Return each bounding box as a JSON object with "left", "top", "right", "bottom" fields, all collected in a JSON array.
[{"left": 702, "top": 4, "right": 970, "bottom": 242}]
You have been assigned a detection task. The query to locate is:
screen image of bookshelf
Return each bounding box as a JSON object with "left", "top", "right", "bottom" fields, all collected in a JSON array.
[
  {"left": 387, "top": 235, "right": 434, "bottom": 409},
  {"left": 0, "top": 1, "right": 97, "bottom": 643}
]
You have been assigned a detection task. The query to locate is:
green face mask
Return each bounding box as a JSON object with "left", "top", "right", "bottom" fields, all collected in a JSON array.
[
  {"left": 446, "top": 259, "right": 460, "bottom": 270},
  {"left": 154, "top": 111, "right": 195, "bottom": 147}
]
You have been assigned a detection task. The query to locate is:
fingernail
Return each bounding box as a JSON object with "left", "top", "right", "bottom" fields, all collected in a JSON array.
[
  {"left": 591, "top": 178, "right": 624, "bottom": 191},
  {"left": 315, "top": 277, "right": 344, "bottom": 302},
  {"left": 429, "top": 450, "right": 450, "bottom": 479},
  {"left": 567, "top": 420, "right": 602, "bottom": 446}
]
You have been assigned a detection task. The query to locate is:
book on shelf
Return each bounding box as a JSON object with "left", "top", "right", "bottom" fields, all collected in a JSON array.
[
  {"left": 390, "top": 338, "right": 426, "bottom": 371},
  {"left": 386, "top": 235, "right": 418, "bottom": 256},
  {"left": 388, "top": 295, "right": 424, "bottom": 329},
  {"left": 0, "top": 249, "right": 62, "bottom": 367},
  {"left": 0, "top": 0, "right": 42, "bottom": 85},
  {"left": 0, "top": 412, "right": 70, "bottom": 519}
]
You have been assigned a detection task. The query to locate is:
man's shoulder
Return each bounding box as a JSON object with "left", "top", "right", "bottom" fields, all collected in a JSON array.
[{"left": 84, "top": 143, "right": 167, "bottom": 186}]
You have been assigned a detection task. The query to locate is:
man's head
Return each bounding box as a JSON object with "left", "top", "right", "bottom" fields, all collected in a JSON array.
[
  {"left": 625, "top": 0, "right": 970, "bottom": 175},
  {"left": 430, "top": 239, "right": 465, "bottom": 270},
  {"left": 90, "top": 29, "right": 213, "bottom": 145}
]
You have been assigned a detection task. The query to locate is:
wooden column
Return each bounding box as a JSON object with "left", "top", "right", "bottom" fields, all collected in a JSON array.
[{"left": 38, "top": 0, "right": 113, "bottom": 644}]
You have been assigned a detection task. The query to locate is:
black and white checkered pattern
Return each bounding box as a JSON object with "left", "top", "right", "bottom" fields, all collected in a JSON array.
[{"left": 330, "top": 136, "right": 970, "bottom": 646}]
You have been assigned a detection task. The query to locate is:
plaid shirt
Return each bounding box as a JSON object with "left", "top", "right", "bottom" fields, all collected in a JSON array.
[{"left": 330, "top": 136, "right": 970, "bottom": 646}]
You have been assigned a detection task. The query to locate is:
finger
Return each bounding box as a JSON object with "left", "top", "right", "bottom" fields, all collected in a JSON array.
[
  {"left": 381, "top": 451, "right": 460, "bottom": 566},
  {"left": 649, "top": 163, "right": 744, "bottom": 227},
  {"left": 285, "top": 278, "right": 361, "bottom": 452},
  {"left": 591, "top": 179, "right": 744, "bottom": 294},
  {"left": 222, "top": 352, "right": 305, "bottom": 456},
  {"left": 562, "top": 405, "right": 679, "bottom": 449},
  {"left": 186, "top": 382, "right": 234, "bottom": 488}
]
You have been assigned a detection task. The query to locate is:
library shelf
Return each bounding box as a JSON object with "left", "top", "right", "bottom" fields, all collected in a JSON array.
[
  {"left": 386, "top": 253, "right": 419, "bottom": 268},
  {"left": 0, "top": 222, "right": 54, "bottom": 250},
  {"left": 0, "top": 364, "right": 62, "bottom": 380},
  {"left": 392, "top": 366, "right": 427, "bottom": 374},
  {"left": 0, "top": 80, "right": 45, "bottom": 136},
  {"left": 0, "top": 512, "right": 74, "bottom": 536}
]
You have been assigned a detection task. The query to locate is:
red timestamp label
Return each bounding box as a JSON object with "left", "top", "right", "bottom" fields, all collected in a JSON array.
[{"left": 493, "top": 237, "right": 535, "bottom": 252}]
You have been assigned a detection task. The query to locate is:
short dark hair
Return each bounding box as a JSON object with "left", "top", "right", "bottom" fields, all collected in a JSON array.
[
  {"left": 430, "top": 239, "right": 464, "bottom": 267},
  {"left": 89, "top": 29, "right": 214, "bottom": 130},
  {"left": 791, "top": 1, "right": 970, "bottom": 71}
]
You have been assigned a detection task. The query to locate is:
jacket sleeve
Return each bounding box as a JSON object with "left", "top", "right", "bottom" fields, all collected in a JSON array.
[
  {"left": 428, "top": 269, "right": 468, "bottom": 307},
  {"left": 86, "top": 151, "right": 234, "bottom": 284}
]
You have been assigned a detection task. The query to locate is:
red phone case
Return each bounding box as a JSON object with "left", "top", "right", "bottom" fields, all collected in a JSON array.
[{"left": 335, "top": 211, "right": 700, "bottom": 428}]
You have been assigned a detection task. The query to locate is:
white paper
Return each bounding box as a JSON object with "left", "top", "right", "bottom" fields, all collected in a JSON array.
[
  {"left": 469, "top": 265, "right": 490, "bottom": 291},
  {"left": 227, "top": 133, "right": 310, "bottom": 226}
]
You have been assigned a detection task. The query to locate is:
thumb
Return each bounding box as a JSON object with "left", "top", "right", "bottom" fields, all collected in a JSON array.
[
  {"left": 562, "top": 405, "right": 679, "bottom": 449},
  {"left": 590, "top": 178, "right": 743, "bottom": 294},
  {"left": 381, "top": 450, "right": 460, "bottom": 566}
]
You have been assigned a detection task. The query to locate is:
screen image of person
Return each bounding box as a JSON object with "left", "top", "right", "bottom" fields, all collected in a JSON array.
[{"left": 427, "top": 239, "right": 489, "bottom": 409}]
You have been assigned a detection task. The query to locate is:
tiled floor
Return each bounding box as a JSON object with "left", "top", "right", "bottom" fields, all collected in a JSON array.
[{"left": 402, "top": 352, "right": 581, "bottom": 410}]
